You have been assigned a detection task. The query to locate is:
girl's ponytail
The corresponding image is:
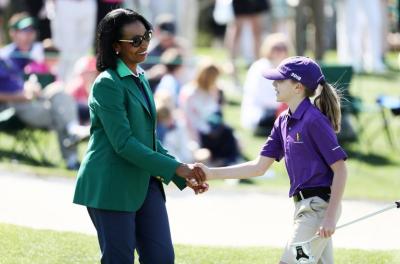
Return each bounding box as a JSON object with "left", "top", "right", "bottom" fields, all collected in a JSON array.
[{"left": 313, "top": 83, "right": 342, "bottom": 133}]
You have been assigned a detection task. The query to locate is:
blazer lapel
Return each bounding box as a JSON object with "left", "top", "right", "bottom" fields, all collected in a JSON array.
[
  {"left": 140, "top": 75, "right": 156, "bottom": 119},
  {"left": 122, "top": 77, "right": 152, "bottom": 117}
]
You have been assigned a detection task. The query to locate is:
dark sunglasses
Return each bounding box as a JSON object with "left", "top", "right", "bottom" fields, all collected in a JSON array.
[{"left": 118, "top": 30, "right": 152, "bottom": 47}]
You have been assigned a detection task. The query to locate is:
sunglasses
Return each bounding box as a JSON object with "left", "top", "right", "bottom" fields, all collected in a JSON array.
[{"left": 118, "top": 30, "right": 152, "bottom": 47}]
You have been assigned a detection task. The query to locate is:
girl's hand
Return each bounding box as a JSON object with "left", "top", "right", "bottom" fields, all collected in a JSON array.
[
  {"left": 186, "top": 180, "right": 209, "bottom": 195},
  {"left": 317, "top": 216, "right": 336, "bottom": 238}
]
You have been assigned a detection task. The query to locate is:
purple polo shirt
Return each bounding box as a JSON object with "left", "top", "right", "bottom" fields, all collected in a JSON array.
[{"left": 260, "top": 98, "right": 347, "bottom": 197}]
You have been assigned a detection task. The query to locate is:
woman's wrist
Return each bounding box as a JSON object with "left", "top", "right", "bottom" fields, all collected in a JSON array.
[{"left": 175, "top": 163, "right": 189, "bottom": 178}]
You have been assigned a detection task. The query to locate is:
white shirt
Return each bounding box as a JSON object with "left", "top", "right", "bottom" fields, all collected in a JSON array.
[
  {"left": 155, "top": 73, "right": 180, "bottom": 106},
  {"left": 162, "top": 120, "right": 194, "bottom": 163},
  {"left": 240, "top": 58, "right": 279, "bottom": 130},
  {"left": 179, "top": 83, "right": 220, "bottom": 136}
]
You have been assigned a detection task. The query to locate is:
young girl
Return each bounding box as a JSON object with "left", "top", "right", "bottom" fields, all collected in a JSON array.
[{"left": 197, "top": 56, "right": 348, "bottom": 264}]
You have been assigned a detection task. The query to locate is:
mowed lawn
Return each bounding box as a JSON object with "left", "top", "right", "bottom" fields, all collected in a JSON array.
[{"left": 1, "top": 223, "right": 399, "bottom": 264}]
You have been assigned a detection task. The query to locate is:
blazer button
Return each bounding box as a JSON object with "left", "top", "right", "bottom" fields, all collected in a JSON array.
[{"left": 156, "top": 176, "right": 164, "bottom": 182}]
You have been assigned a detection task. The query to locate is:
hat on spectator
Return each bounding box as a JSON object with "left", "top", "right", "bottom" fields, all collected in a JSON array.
[
  {"left": 160, "top": 48, "right": 182, "bottom": 66},
  {"left": 9, "top": 14, "right": 35, "bottom": 31},
  {"left": 155, "top": 14, "right": 176, "bottom": 35},
  {"left": 263, "top": 56, "right": 325, "bottom": 91}
]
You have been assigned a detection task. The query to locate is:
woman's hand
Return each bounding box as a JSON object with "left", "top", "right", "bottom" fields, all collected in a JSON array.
[{"left": 175, "top": 163, "right": 206, "bottom": 185}]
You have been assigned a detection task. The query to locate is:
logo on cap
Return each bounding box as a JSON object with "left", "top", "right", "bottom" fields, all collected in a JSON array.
[{"left": 290, "top": 72, "right": 301, "bottom": 81}]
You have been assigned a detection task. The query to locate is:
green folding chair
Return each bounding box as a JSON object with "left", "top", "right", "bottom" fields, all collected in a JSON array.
[
  {"left": 0, "top": 107, "right": 50, "bottom": 164},
  {"left": 24, "top": 73, "right": 56, "bottom": 89},
  {"left": 321, "top": 64, "right": 358, "bottom": 143}
]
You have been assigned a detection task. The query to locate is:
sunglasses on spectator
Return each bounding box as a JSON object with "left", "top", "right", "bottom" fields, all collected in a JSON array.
[{"left": 118, "top": 30, "right": 152, "bottom": 47}]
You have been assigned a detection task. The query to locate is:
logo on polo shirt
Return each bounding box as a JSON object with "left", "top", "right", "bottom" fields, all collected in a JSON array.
[{"left": 290, "top": 72, "right": 301, "bottom": 81}]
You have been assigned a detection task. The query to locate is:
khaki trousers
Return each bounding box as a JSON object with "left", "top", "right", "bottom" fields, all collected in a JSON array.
[{"left": 281, "top": 197, "right": 341, "bottom": 264}]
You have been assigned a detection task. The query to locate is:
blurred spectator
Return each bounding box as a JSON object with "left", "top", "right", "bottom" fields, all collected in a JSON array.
[
  {"left": 24, "top": 38, "right": 60, "bottom": 75},
  {"left": 0, "top": 0, "right": 9, "bottom": 45},
  {"left": 24, "top": 0, "right": 51, "bottom": 40},
  {"left": 41, "top": 38, "right": 59, "bottom": 74},
  {"left": 180, "top": 61, "right": 242, "bottom": 166},
  {"left": 225, "top": 0, "right": 270, "bottom": 87},
  {"left": 66, "top": 56, "right": 98, "bottom": 124},
  {"left": 94, "top": 0, "right": 123, "bottom": 51},
  {"left": 294, "top": 0, "right": 325, "bottom": 60},
  {"left": 0, "top": 12, "right": 44, "bottom": 71},
  {"left": 132, "top": 0, "right": 198, "bottom": 50},
  {"left": 241, "top": 33, "right": 290, "bottom": 136},
  {"left": 156, "top": 102, "right": 196, "bottom": 163},
  {"left": 336, "top": 0, "right": 386, "bottom": 73},
  {"left": 140, "top": 13, "right": 187, "bottom": 91},
  {"left": 154, "top": 48, "right": 184, "bottom": 107},
  {"left": 0, "top": 57, "right": 89, "bottom": 170},
  {"left": 96, "top": 0, "right": 123, "bottom": 25},
  {"left": 50, "top": 0, "right": 97, "bottom": 81},
  {"left": 269, "top": 0, "right": 292, "bottom": 35}
]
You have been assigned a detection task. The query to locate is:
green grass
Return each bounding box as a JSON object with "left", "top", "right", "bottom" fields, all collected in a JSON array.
[
  {"left": 1, "top": 223, "right": 399, "bottom": 264},
  {"left": 1, "top": 49, "right": 400, "bottom": 201}
]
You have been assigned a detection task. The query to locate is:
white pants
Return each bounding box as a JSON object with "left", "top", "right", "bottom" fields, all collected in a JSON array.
[
  {"left": 51, "top": 0, "right": 97, "bottom": 81},
  {"left": 11, "top": 85, "right": 79, "bottom": 161},
  {"left": 336, "top": 0, "right": 385, "bottom": 72}
]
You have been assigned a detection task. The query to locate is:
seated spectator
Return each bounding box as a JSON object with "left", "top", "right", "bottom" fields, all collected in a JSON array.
[
  {"left": 25, "top": 38, "right": 59, "bottom": 75},
  {"left": 140, "top": 13, "right": 187, "bottom": 91},
  {"left": 154, "top": 48, "right": 184, "bottom": 107},
  {"left": 42, "top": 38, "right": 60, "bottom": 75},
  {"left": 0, "top": 12, "right": 44, "bottom": 71},
  {"left": 155, "top": 94, "right": 210, "bottom": 164},
  {"left": 240, "top": 33, "right": 291, "bottom": 136},
  {"left": 180, "top": 61, "right": 242, "bottom": 166},
  {"left": 0, "top": 57, "right": 89, "bottom": 170},
  {"left": 66, "top": 56, "right": 98, "bottom": 124},
  {"left": 156, "top": 102, "right": 195, "bottom": 163}
]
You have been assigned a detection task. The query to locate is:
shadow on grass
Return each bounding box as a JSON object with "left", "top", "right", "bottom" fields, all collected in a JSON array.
[
  {"left": 0, "top": 149, "right": 54, "bottom": 167},
  {"left": 355, "top": 70, "right": 400, "bottom": 81},
  {"left": 345, "top": 148, "right": 397, "bottom": 166}
]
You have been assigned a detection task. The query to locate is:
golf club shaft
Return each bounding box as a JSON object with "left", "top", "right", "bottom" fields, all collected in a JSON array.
[
  {"left": 336, "top": 202, "right": 398, "bottom": 230},
  {"left": 292, "top": 201, "right": 399, "bottom": 246}
]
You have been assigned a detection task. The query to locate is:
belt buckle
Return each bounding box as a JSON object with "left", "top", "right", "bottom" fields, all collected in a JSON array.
[{"left": 156, "top": 176, "right": 164, "bottom": 182}]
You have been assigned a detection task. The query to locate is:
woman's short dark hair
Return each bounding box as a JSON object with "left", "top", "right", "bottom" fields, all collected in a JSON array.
[{"left": 96, "top": 8, "right": 152, "bottom": 72}]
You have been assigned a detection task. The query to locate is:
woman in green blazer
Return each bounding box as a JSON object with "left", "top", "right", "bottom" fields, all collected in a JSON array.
[{"left": 73, "top": 9, "right": 207, "bottom": 264}]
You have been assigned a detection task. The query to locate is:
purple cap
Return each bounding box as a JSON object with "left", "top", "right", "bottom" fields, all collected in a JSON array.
[{"left": 263, "top": 56, "right": 325, "bottom": 91}]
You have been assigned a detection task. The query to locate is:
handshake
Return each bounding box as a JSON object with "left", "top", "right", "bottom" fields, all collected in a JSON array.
[{"left": 175, "top": 163, "right": 210, "bottom": 194}]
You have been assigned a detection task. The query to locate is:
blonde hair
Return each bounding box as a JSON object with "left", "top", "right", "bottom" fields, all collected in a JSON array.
[
  {"left": 306, "top": 83, "right": 342, "bottom": 132},
  {"left": 156, "top": 103, "right": 172, "bottom": 122},
  {"left": 195, "top": 61, "right": 220, "bottom": 92},
  {"left": 259, "top": 33, "right": 291, "bottom": 59}
]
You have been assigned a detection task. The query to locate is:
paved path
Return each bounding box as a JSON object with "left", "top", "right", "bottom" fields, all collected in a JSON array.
[{"left": 0, "top": 171, "right": 399, "bottom": 250}]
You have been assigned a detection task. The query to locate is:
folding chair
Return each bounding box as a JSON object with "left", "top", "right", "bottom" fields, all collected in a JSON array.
[
  {"left": 24, "top": 73, "right": 56, "bottom": 89},
  {"left": 376, "top": 95, "right": 400, "bottom": 150},
  {"left": 321, "top": 64, "right": 358, "bottom": 143},
  {"left": 0, "top": 107, "right": 50, "bottom": 164}
]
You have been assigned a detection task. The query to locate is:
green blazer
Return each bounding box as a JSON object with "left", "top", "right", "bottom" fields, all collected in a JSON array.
[{"left": 73, "top": 60, "right": 186, "bottom": 212}]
